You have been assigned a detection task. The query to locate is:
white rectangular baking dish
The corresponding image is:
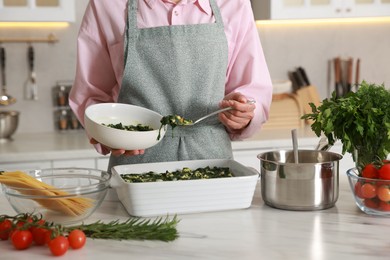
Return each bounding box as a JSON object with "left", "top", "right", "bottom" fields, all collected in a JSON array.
[{"left": 110, "top": 159, "right": 259, "bottom": 217}]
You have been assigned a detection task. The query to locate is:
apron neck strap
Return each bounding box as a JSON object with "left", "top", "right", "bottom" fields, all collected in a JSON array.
[{"left": 126, "top": 0, "right": 224, "bottom": 33}]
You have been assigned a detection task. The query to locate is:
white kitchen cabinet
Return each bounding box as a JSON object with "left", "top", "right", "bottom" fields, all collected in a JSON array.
[
  {"left": 0, "top": 0, "right": 75, "bottom": 22},
  {"left": 252, "top": 0, "right": 390, "bottom": 20}
]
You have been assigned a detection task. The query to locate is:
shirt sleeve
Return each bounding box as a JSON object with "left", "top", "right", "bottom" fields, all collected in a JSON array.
[
  {"left": 69, "top": 1, "right": 119, "bottom": 155},
  {"left": 224, "top": 1, "right": 273, "bottom": 141}
]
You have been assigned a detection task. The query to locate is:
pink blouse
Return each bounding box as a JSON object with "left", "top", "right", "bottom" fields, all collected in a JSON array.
[{"left": 69, "top": 0, "right": 273, "bottom": 155}]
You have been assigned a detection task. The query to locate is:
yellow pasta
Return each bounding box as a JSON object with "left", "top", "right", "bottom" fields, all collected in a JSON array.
[{"left": 0, "top": 171, "right": 94, "bottom": 216}]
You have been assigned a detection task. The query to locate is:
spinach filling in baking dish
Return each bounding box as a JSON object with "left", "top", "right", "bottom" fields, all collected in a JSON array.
[{"left": 120, "top": 166, "right": 234, "bottom": 183}]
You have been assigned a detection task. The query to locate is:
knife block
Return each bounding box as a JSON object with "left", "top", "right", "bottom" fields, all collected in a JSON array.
[{"left": 263, "top": 93, "right": 304, "bottom": 129}]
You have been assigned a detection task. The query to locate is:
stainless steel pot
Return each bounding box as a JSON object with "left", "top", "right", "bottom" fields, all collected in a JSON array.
[
  {"left": 0, "top": 110, "right": 19, "bottom": 142},
  {"left": 258, "top": 150, "right": 343, "bottom": 211}
]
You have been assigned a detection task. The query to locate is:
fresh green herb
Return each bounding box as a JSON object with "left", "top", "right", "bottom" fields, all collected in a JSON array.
[
  {"left": 121, "top": 166, "right": 234, "bottom": 183},
  {"left": 0, "top": 213, "right": 179, "bottom": 242},
  {"left": 158, "top": 115, "right": 193, "bottom": 140},
  {"left": 302, "top": 81, "right": 390, "bottom": 170},
  {"left": 68, "top": 215, "right": 179, "bottom": 242},
  {"left": 102, "top": 123, "right": 153, "bottom": 131}
]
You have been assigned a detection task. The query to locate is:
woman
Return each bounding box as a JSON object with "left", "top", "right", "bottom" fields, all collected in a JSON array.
[{"left": 69, "top": 0, "right": 272, "bottom": 170}]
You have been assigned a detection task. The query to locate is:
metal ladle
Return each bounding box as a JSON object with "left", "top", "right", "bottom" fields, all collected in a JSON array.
[
  {"left": 187, "top": 100, "right": 256, "bottom": 126},
  {"left": 291, "top": 129, "right": 299, "bottom": 164},
  {"left": 0, "top": 46, "right": 16, "bottom": 106}
]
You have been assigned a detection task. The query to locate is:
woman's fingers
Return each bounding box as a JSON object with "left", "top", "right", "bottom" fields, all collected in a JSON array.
[{"left": 90, "top": 138, "right": 145, "bottom": 156}]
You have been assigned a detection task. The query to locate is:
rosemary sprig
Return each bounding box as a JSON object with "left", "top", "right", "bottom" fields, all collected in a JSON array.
[
  {"left": 0, "top": 213, "right": 180, "bottom": 242},
  {"left": 66, "top": 215, "right": 180, "bottom": 242}
]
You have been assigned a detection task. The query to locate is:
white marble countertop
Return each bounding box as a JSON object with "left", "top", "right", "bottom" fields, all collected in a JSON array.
[
  {"left": 1, "top": 178, "right": 389, "bottom": 260},
  {"left": 0, "top": 128, "right": 320, "bottom": 163}
]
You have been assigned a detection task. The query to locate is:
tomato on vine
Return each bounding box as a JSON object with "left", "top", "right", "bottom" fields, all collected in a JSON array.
[
  {"left": 68, "top": 229, "right": 86, "bottom": 250},
  {"left": 32, "top": 227, "right": 49, "bottom": 246},
  {"left": 0, "top": 219, "right": 12, "bottom": 240},
  {"left": 11, "top": 230, "right": 33, "bottom": 250},
  {"left": 44, "top": 229, "right": 54, "bottom": 245},
  {"left": 30, "top": 219, "right": 48, "bottom": 246},
  {"left": 49, "top": 235, "right": 69, "bottom": 256}
]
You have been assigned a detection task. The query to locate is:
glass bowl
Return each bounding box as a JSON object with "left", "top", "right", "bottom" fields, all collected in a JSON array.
[
  {"left": 1, "top": 168, "right": 111, "bottom": 225},
  {"left": 346, "top": 168, "right": 390, "bottom": 216}
]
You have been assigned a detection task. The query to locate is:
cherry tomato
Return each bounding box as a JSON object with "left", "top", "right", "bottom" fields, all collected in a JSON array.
[
  {"left": 379, "top": 164, "right": 390, "bottom": 180},
  {"left": 15, "top": 217, "right": 33, "bottom": 230},
  {"left": 379, "top": 201, "right": 390, "bottom": 211},
  {"left": 360, "top": 183, "right": 377, "bottom": 199},
  {"left": 49, "top": 235, "right": 69, "bottom": 256},
  {"left": 11, "top": 230, "right": 33, "bottom": 250},
  {"left": 8, "top": 228, "right": 17, "bottom": 241},
  {"left": 363, "top": 198, "right": 379, "bottom": 209},
  {"left": 29, "top": 219, "right": 47, "bottom": 246},
  {"left": 376, "top": 185, "right": 390, "bottom": 202},
  {"left": 44, "top": 229, "right": 54, "bottom": 245},
  {"left": 68, "top": 229, "right": 86, "bottom": 249},
  {"left": 362, "top": 164, "right": 379, "bottom": 179},
  {"left": 31, "top": 227, "right": 49, "bottom": 246},
  {"left": 0, "top": 219, "right": 12, "bottom": 240},
  {"left": 354, "top": 182, "right": 364, "bottom": 199}
]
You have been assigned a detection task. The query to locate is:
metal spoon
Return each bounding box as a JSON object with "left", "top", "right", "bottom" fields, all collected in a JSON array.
[
  {"left": 188, "top": 100, "right": 256, "bottom": 126},
  {"left": 0, "top": 47, "right": 16, "bottom": 106}
]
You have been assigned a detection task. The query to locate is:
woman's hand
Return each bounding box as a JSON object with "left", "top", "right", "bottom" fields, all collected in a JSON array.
[
  {"left": 218, "top": 92, "right": 255, "bottom": 133},
  {"left": 90, "top": 138, "right": 145, "bottom": 156}
]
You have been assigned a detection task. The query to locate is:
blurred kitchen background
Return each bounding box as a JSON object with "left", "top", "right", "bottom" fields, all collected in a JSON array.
[{"left": 0, "top": 0, "right": 389, "bottom": 134}]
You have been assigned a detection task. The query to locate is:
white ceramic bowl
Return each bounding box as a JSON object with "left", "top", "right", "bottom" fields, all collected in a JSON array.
[{"left": 84, "top": 103, "right": 166, "bottom": 150}]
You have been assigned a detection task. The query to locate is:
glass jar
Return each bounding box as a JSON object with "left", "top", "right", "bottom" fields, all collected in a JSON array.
[
  {"left": 58, "top": 109, "right": 68, "bottom": 130},
  {"left": 57, "top": 85, "right": 68, "bottom": 107}
]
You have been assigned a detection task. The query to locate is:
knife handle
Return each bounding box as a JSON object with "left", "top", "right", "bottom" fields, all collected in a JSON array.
[
  {"left": 334, "top": 57, "right": 341, "bottom": 83},
  {"left": 0, "top": 47, "right": 5, "bottom": 69},
  {"left": 294, "top": 70, "right": 306, "bottom": 88},
  {"left": 355, "top": 58, "right": 360, "bottom": 86},
  {"left": 28, "top": 45, "right": 34, "bottom": 71},
  {"left": 298, "top": 67, "right": 310, "bottom": 86},
  {"left": 346, "top": 58, "right": 353, "bottom": 93}
]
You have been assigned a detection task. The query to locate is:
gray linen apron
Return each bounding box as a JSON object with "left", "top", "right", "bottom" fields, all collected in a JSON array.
[{"left": 108, "top": 0, "right": 233, "bottom": 170}]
